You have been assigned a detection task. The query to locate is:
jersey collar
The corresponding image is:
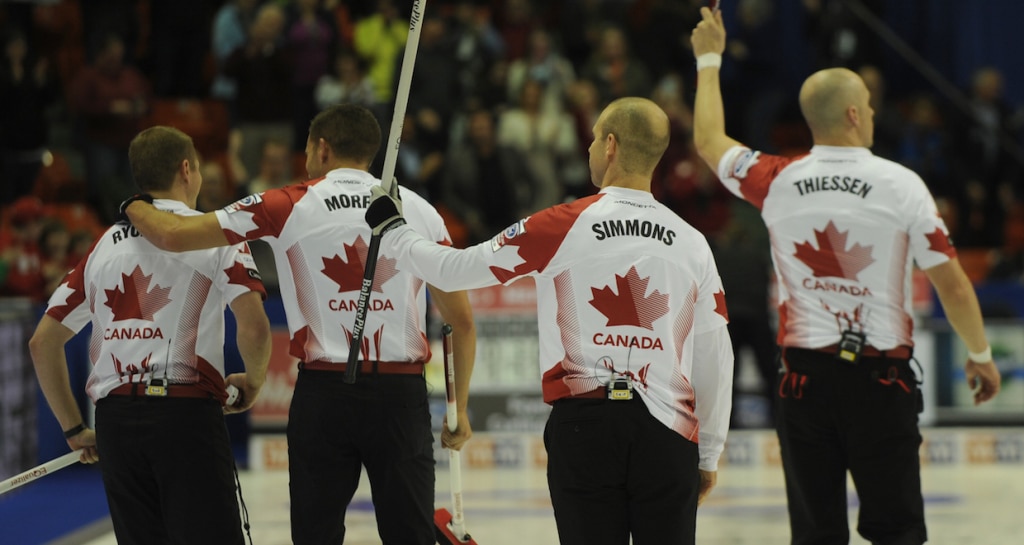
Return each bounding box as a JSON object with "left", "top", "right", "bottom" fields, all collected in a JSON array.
[
  {"left": 152, "top": 199, "right": 193, "bottom": 213},
  {"left": 327, "top": 167, "right": 379, "bottom": 186},
  {"left": 810, "top": 145, "right": 872, "bottom": 157},
  {"left": 599, "top": 186, "right": 655, "bottom": 200}
]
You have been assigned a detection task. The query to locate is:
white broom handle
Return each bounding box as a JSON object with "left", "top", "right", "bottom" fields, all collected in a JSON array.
[
  {"left": 380, "top": 0, "right": 426, "bottom": 195},
  {"left": 0, "top": 450, "right": 82, "bottom": 495},
  {"left": 343, "top": 0, "right": 427, "bottom": 384},
  {"left": 442, "top": 324, "right": 469, "bottom": 538}
]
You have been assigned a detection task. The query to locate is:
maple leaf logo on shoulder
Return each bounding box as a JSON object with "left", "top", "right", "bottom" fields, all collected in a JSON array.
[
  {"left": 321, "top": 235, "right": 399, "bottom": 293},
  {"left": 589, "top": 266, "right": 669, "bottom": 330},
  {"left": 924, "top": 227, "right": 954, "bottom": 255},
  {"left": 103, "top": 265, "right": 172, "bottom": 321},
  {"left": 793, "top": 221, "right": 875, "bottom": 280}
]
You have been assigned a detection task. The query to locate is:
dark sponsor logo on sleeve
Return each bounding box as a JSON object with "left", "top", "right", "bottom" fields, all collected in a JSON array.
[
  {"left": 223, "top": 193, "right": 264, "bottom": 214},
  {"left": 490, "top": 218, "right": 528, "bottom": 252}
]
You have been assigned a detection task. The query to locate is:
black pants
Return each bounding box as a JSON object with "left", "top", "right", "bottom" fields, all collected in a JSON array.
[
  {"left": 544, "top": 396, "right": 700, "bottom": 545},
  {"left": 95, "top": 396, "right": 243, "bottom": 545},
  {"left": 776, "top": 348, "right": 926, "bottom": 545},
  {"left": 287, "top": 369, "right": 435, "bottom": 545}
]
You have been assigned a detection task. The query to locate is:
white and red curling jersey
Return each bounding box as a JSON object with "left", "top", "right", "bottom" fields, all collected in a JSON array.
[
  {"left": 716, "top": 145, "right": 957, "bottom": 350},
  {"left": 44, "top": 199, "right": 265, "bottom": 403},
  {"left": 384, "top": 187, "right": 734, "bottom": 470},
  {"left": 214, "top": 168, "right": 450, "bottom": 364}
]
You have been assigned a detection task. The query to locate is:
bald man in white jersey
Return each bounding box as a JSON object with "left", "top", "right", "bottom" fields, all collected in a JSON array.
[
  {"left": 691, "top": 7, "right": 1002, "bottom": 545},
  {"left": 30, "top": 126, "right": 270, "bottom": 545},
  {"left": 123, "top": 104, "right": 476, "bottom": 545},
  {"left": 366, "top": 97, "right": 735, "bottom": 545}
]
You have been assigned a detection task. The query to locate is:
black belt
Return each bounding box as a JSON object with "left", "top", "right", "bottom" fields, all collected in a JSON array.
[
  {"left": 299, "top": 360, "right": 425, "bottom": 375},
  {"left": 107, "top": 382, "right": 215, "bottom": 399}
]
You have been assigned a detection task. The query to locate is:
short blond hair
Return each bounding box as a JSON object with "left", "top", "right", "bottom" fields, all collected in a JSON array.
[
  {"left": 599, "top": 97, "right": 670, "bottom": 174},
  {"left": 128, "top": 126, "right": 197, "bottom": 191}
]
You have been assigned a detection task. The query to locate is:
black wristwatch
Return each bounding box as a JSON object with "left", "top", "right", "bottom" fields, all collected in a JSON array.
[{"left": 63, "top": 423, "right": 87, "bottom": 439}]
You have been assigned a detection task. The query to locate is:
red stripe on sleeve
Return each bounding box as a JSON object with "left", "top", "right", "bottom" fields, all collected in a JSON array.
[
  {"left": 488, "top": 195, "right": 601, "bottom": 284},
  {"left": 734, "top": 153, "right": 805, "bottom": 210}
]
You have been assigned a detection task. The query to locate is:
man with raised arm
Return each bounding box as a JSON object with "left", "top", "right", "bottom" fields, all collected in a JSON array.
[{"left": 689, "top": 7, "right": 1001, "bottom": 545}]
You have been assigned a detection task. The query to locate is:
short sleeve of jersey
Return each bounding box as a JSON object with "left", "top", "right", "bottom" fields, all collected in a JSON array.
[
  {"left": 44, "top": 255, "right": 91, "bottom": 332},
  {"left": 717, "top": 145, "right": 805, "bottom": 210},
  {"left": 693, "top": 246, "right": 730, "bottom": 335},
  {"left": 214, "top": 184, "right": 307, "bottom": 244},
  {"left": 906, "top": 177, "right": 957, "bottom": 269},
  {"left": 216, "top": 242, "right": 267, "bottom": 301}
]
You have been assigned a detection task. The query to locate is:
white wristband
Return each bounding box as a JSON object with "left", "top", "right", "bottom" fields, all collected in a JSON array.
[
  {"left": 696, "top": 53, "right": 722, "bottom": 71},
  {"left": 968, "top": 346, "right": 992, "bottom": 363}
]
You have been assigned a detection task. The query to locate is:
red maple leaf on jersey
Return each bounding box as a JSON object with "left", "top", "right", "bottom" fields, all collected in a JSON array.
[
  {"left": 103, "top": 265, "right": 173, "bottom": 321},
  {"left": 924, "top": 227, "right": 954, "bottom": 255},
  {"left": 713, "top": 289, "right": 729, "bottom": 321},
  {"left": 793, "top": 221, "right": 875, "bottom": 280},
  {"left": 589, "top": 266, "right": 669, "bottom": 330},
  {"left": 321, "top": 236, "right": 399, "bottom": 293}
]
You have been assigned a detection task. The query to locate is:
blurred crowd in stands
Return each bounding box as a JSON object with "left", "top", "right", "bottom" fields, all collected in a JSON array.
[{"left": 2, "top": 0, "right": 1023, "bottom": 309}]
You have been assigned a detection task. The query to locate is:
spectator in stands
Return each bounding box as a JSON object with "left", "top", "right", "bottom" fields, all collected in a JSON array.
[
  {"left": 394, "top": 112, "right": 447, "bottom": 201},
  {"left": 506, "top": 28, "right": 575, "bottom": 116},
  {"left": 441, "top": 108, "right": 539, "bottom": 244},
  {"left": 0, "top": 28, "right": 57, "bottom": 205},
  {"left": 557, "top": 0, "right": 622, "bottom": 71},
  {"left": 37, "top": 219, "right": 70, "bottom": 296},
  {"left": 802, "top": 0, "right": 884, "bottom": 70},
  {"left": 626, "top": 0, "right": 699, "bottom": 85},
  {"left": 314, "top": 48, "right": 376, "bottom": 111},
  {"left": 950, "top": 66, "right": 1017, "bottom": 248},
  {"left": 565, "top": 79, "right": 602, "bottom": 199},
  {"left": 224, "top": 3, "right": 292, "bottom": 185},
  {"left": 721, "top": 0, "right": 790, "bottom": 152},
  {"left": 580, "top": 25, "right": 652, "bottom": 106},
  {"left": 238, "top": 138, "right": 292, "bottom": 196},
  {"left": 353, "top": 0, "right": 407, "bottom": 105},
  {"left": 475, "top": 55, "right": 512, "bottom": 112},
  {"left": 78, "top": 0, "right": 139, "bottom": 64},
  {"left": 450, "top": 0, "right": 505, "bottom": 104},
  {"left": 0, "top": 196, "right": 47, "bottom": 301},
  {"left": 895, "top": 94, "right": 954, "bottom": 199},
  {"left": 988, "top": 213, "right": 1024, "bottom": 283},
  {"left": 858, "top": 64, "right": 902, "bottom": 161},
  {"left": 148, "top": 0, "right": 209, "bottom": 97},
  {"left": 210, "top": 0, "right": 261, "bottom": 119},
  {"left": 197, "top": 159, "right": 233, "bottom": 212},
  {"left": 68, "top": 32, "right": 151, "bottom": 225},
  {"left": 497, "top": 78, "right": 583, "bottom": 210},
  {"left": 650, "top": 73, "right": 732, "bottom": 239},
  {"left": 285, "top": 0, "right": 338, "bottom": 153},
  {"left": 405, "top": 14, "right": 462, "bottom": 131},
  {"left": 67, "top": 229, "right": 95, "bottom": 268},
  {"left": 493, "top": 0, "right": 537, "bottom": 62}
]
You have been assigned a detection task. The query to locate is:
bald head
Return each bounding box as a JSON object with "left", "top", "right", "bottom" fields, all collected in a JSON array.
[
  {"left": 598, "top": 97, "right": 670, "bottom": 175},
  {"left": 799, "top": 68, "right": 871, "bottom": 144}
]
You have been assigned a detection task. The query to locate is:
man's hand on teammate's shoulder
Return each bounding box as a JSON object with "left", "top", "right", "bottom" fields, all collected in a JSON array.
[
  {"left": 366, "top": 182, "right": 405, "bottom": 236},
  {"left": 117, "top": 193, "right": 154, "bottom": 224}
]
